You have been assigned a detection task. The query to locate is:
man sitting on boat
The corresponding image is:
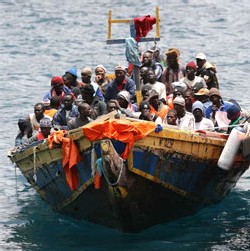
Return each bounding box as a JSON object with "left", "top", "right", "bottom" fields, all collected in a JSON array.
[
  {"left": 173, "top": 96, "right": 195, "bottom": 130},
  {"left": 192, "top": 101, "right": 214, "bottom": 131},
  {"left": 18, "top": 117, "right": 53, "bottom": 146},
  {"left": 146, "top": 68, "right": 166, "bottom": 103},
  {"left": 163, "top": 109, "right": 178, "bottom": 126},
  {"left": 161, "top": 48, "right": 185, "bottom": 95},
  {"left": 147, "top": 89, "right": 169, "bottom": 121},
  {"left": 205, "top": 88, "right": 232, "bottom": 132},
  {"left": 105, "top": 64, "right": 136, "bottom": 104},
  {"left": 94, "top": 65, "right": 110, "bottom": 97},
  {"left": 43, "top": 76, "right": 73, "bottom": 104},
  {"left": 196, "top": 52, "right": 219, "bottom": 90},
  {"left": 52, "top": 94, "right": 79, "bottom": 130},
  {"left": 80, "top": 67, "right": 104, "bottom": 101},
  {"left": 138, "top": 100, "right": 162, "bottom": 124},
  {"left": 78, "top": 84, "right": 107, "bottom": 119},
  {"left": 67, "top": 102, "right": 93, "bottom": 130}
]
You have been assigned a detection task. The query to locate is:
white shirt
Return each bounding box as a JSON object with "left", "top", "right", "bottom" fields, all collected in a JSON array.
[
  {"left": 150, "top": 81, "right": 167, "bottom": 101},
  {"left": 177, "top": 112, "right": 195, "bottom": 130},
  {"left": 180, "top": 76, "right": 206, "bottom": 89},
  {"left": 194, "top": 118, "right": 214, "bottom": 131}
]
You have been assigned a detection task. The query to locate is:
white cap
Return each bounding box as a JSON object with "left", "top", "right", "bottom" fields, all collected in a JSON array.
[{"left": 196, "top": 52, "right": 206, "bottom": 60}]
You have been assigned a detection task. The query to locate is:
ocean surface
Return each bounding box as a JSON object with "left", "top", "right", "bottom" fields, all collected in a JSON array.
[{"left": 1, "top": 0, "right": 250, "bottom": 250}]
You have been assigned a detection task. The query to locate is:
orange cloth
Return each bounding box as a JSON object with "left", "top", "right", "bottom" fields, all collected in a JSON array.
[
  {"left": 44, "top": 109, "right": 58, "bottom": 118},
  {"left": 150, "top": 104, "right": 169, "bottom": 121},
  {"left": 82, "top": 119, "right": 155, "bottom": 159},
  {"left": 48, "top": 130, "right": 81, "bottom": 191}
]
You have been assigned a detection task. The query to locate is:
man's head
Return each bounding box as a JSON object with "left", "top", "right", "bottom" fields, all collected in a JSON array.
[
  {"left": 226, "top": 104, "right": 241, "bottom": 122},
  {"left": 186, "top": 61, "right": 197, "bottom": 80},
  {"left": 139, "top": 100, "right": 151, "bottom": 118},
  {"left": 165, "top": 48, "right": 180, "bottom": 67},
  {"left": 51, "top": 76, "right": 64, "bottom": 94},
  {"left": 78, "top": 102, "right": 93, "bottom": 120},
  {"left": 209, "top": 88, "right": 222, "bottom": 106},
  {"left": 81, "top": 67, "right": 92, "bottom": 83},
  {"left": 196, "top": 52, "right": 206, "bottom": 69},
  {"left": 166, "top": 109, "right": 177, "bottom": 125},
  {"left": 39, "top": 117, "right": 52, "bottom": 138},
  {"left": 173, "top": 96, "right": 186, "bottom": 117},
  {"left": 107, "top": 100, "right": 119, "bottom": 113},
  {"left": 192, "top": 101, "right": 204, "bottom": 122},
  {"left": 115, "top": 64, "right": 126, "bottom": 83},
  {"left": 95, "top": 65, "right": 107, "bottom": 84},
  {"left": 63, "top": 67, "right": 77, "bottom": 88},
  {"left": 194, "top": 88, "right": 209, "bottom": 103},
  {"left": 34, "top": 103, "right": 45, "bottom": 120},
  {"left": 147, "top": 68, "right": 156, "bottom": 84},
  {"left": 62, "top": 94, "right": 74, "bottom": 110},
  {"left": 116, "top": 90, "right": 130, "bottom": 109},
  {"left": 80, "top": 84, "right": 95, "bottom": 104},
  {"left": 142, "top": 51, "right": 153, "bottom": 66}
]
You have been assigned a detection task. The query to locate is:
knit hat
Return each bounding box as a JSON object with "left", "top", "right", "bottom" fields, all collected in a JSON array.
[
  {"left": 196, "top": 52, "right": 206, "bottom": 60},
  {"left": 117, "top": 90, "right": 130, "bottom": 103},
  {"left": 95, "top": 65, "right": 107, "bottom": 73},
  {"left": 192, "top": 101, "right": 204, "bottom": 113},
  {"left": 66, "top": 67, "right": 77, "bottom": 78},
  {"left": 115, "top": 64, "right": 126, "bottom": 72},
  {"left": 226, "top": 104, "right": 241, "bottom": 121},
  {"left": 80, "top": 84, "right": 95, "bottom": 95},
  {"left": 194, "top": 88, "right": 209, "bottom": 96},
  {"left": 40, "top": 117, "right": 52, "bottom": 128},
  {"left": 81, "top": 67, "right": 92, "bottom": 76},
  {"left": 173, "top": 96, "right": 185, "bottom": 107},
  {"left": 186, "top": 61, "right": 197, "bottom": 70},
  {"left": 51, "top": 76, "right": 64, "bottom": 86},
  {"left": 209, "top": 88, "right": 221, "bottom": 98}
]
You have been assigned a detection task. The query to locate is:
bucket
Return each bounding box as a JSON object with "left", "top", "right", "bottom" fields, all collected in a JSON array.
[{"left": 217, "top": 127, "right": 246, "bottom": 170}]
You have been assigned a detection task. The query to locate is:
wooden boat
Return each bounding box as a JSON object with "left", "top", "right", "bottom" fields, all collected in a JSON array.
[{"left": 8, "top": 114, "right": 250, "bottom": 232}]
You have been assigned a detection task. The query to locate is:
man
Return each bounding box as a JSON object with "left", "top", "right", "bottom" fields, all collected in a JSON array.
[
  {"left": 43, "top": 96, "right": 61, "bottom": 118},
  {"left": 147, "top": 89, "right": 169, "bottom": 121},
  {"left": 43, "top": 76, "right": 72, "bottom": 104},
  {"left": 94, "top": 65, "right": 110, "bottom": 96},
  {"left": 27, "top": 103, "right": 51, "bottom": 131},
  {"left": 163, "top": 109, "right": 178, "bottom": 126},
  {"left": 105, "top": 64, "right": 136, "bottom": 103},
  {"left": 147, "top": 68, "right": 166, "bottom": 102},
  {"left": 192, "top": 101, "right": 214, "bottom": 131},
  {"left": 196, "top": 52, "right": 219, "bottom": 89},
  {"left": 161, "top": 48, "right": 185, "bottom": 95},
  {"left": 173, "top": 96, "right": 195, "bottom": 130},
  {"left": 67, "top": 102, "right": 93, "bottom": 130},
  {"left": 141, "top": 51, "right": 163, "bottom": 81},
  {"left": 81, "top": 66, "right": 104, "bottom": 101},
  {"left": 63, "top": 67, "right": 81, "bottom": 97},
  {"left": 180, "top": 61, "right": 206, "bottom": 90},
  {"left": 193, "top": 88, "right": 212, "bottom": 114},
  {"left": 184, "top": 89, "right": 195, "bottom": 113},
  {"left": 226, "top": 104, "right": 245, "bottom": 134},
  {"left": 53, "top": 94, "right": 79, "bottom": 130},
  {"left": 205, "top": 88, "right": 232, "bottom": 132},
  {"left": 79, "top": 84, "right": 106, "bottom": 119},
  {"left": 138, "top": 100, "right": 162, "bottom": 124},
  {"left": 21, "top": 118, "right": 53, "bottom": 146}
]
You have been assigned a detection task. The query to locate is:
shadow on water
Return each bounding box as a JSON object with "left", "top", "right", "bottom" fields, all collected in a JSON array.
[{"left": 5, "top": 185, "right": 250, "bottom": 250}]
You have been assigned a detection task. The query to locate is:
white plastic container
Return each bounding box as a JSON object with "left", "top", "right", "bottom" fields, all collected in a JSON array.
[{"left": 217, "top": 127, "right": 246, "bottom": 170}]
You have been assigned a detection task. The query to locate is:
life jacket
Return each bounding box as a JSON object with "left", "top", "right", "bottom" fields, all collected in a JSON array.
[
  {"left": 36, "top": 131, "right": 45, "bottom": 141},
  {"left": 150, "top": 103, "right": 169, "bottom": 121}
]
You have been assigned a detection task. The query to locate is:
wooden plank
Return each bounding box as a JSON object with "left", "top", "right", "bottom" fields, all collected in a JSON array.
[{"left": 106, "top": 37, "right": 160, "bottom": 45}]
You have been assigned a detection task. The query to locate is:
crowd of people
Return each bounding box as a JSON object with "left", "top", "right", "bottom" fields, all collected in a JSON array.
[{"left": 15, "top": 46, "right": 249, "bottom": 147}]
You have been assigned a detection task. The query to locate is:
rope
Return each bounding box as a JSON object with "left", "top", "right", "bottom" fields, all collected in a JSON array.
[
  {"left": 33, "top": 146, "right": 38, "bottom": 182},
  {"left": 101, "top": 156, "right": 124, "bottom": 186}
]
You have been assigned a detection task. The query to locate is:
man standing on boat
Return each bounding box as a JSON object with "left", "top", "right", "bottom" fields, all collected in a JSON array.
[
  {"left": 196, "top": 53, "right": 219, "bottom": 90},
  {"left": 105, "top": 64, "right": 136, "bottom": 104}
]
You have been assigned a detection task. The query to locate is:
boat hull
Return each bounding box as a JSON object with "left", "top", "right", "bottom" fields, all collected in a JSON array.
[{"left": 9, "top": 120, "right": 250, "bottom": 232}]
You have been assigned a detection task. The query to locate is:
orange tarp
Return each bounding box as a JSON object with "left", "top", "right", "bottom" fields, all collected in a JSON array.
[
  {"left": 48, "top": 130, "right": 81, "bottom": 191},
  {"left": 82, "top": 119, "right": 156, "bottom": 159}
]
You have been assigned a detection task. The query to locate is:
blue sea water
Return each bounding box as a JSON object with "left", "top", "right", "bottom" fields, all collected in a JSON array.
[{"left": 1, "top": 0, "right": 250, "bottom": 250}]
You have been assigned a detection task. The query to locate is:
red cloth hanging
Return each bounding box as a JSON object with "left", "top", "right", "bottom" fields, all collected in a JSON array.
[{"left": 134, "top": 15, "right": 156, "bottom": 42}]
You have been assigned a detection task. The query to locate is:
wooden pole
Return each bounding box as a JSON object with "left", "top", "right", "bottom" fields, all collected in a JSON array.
[{"left": 108, "top": 10, "right": 112, "bottom": 40}]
